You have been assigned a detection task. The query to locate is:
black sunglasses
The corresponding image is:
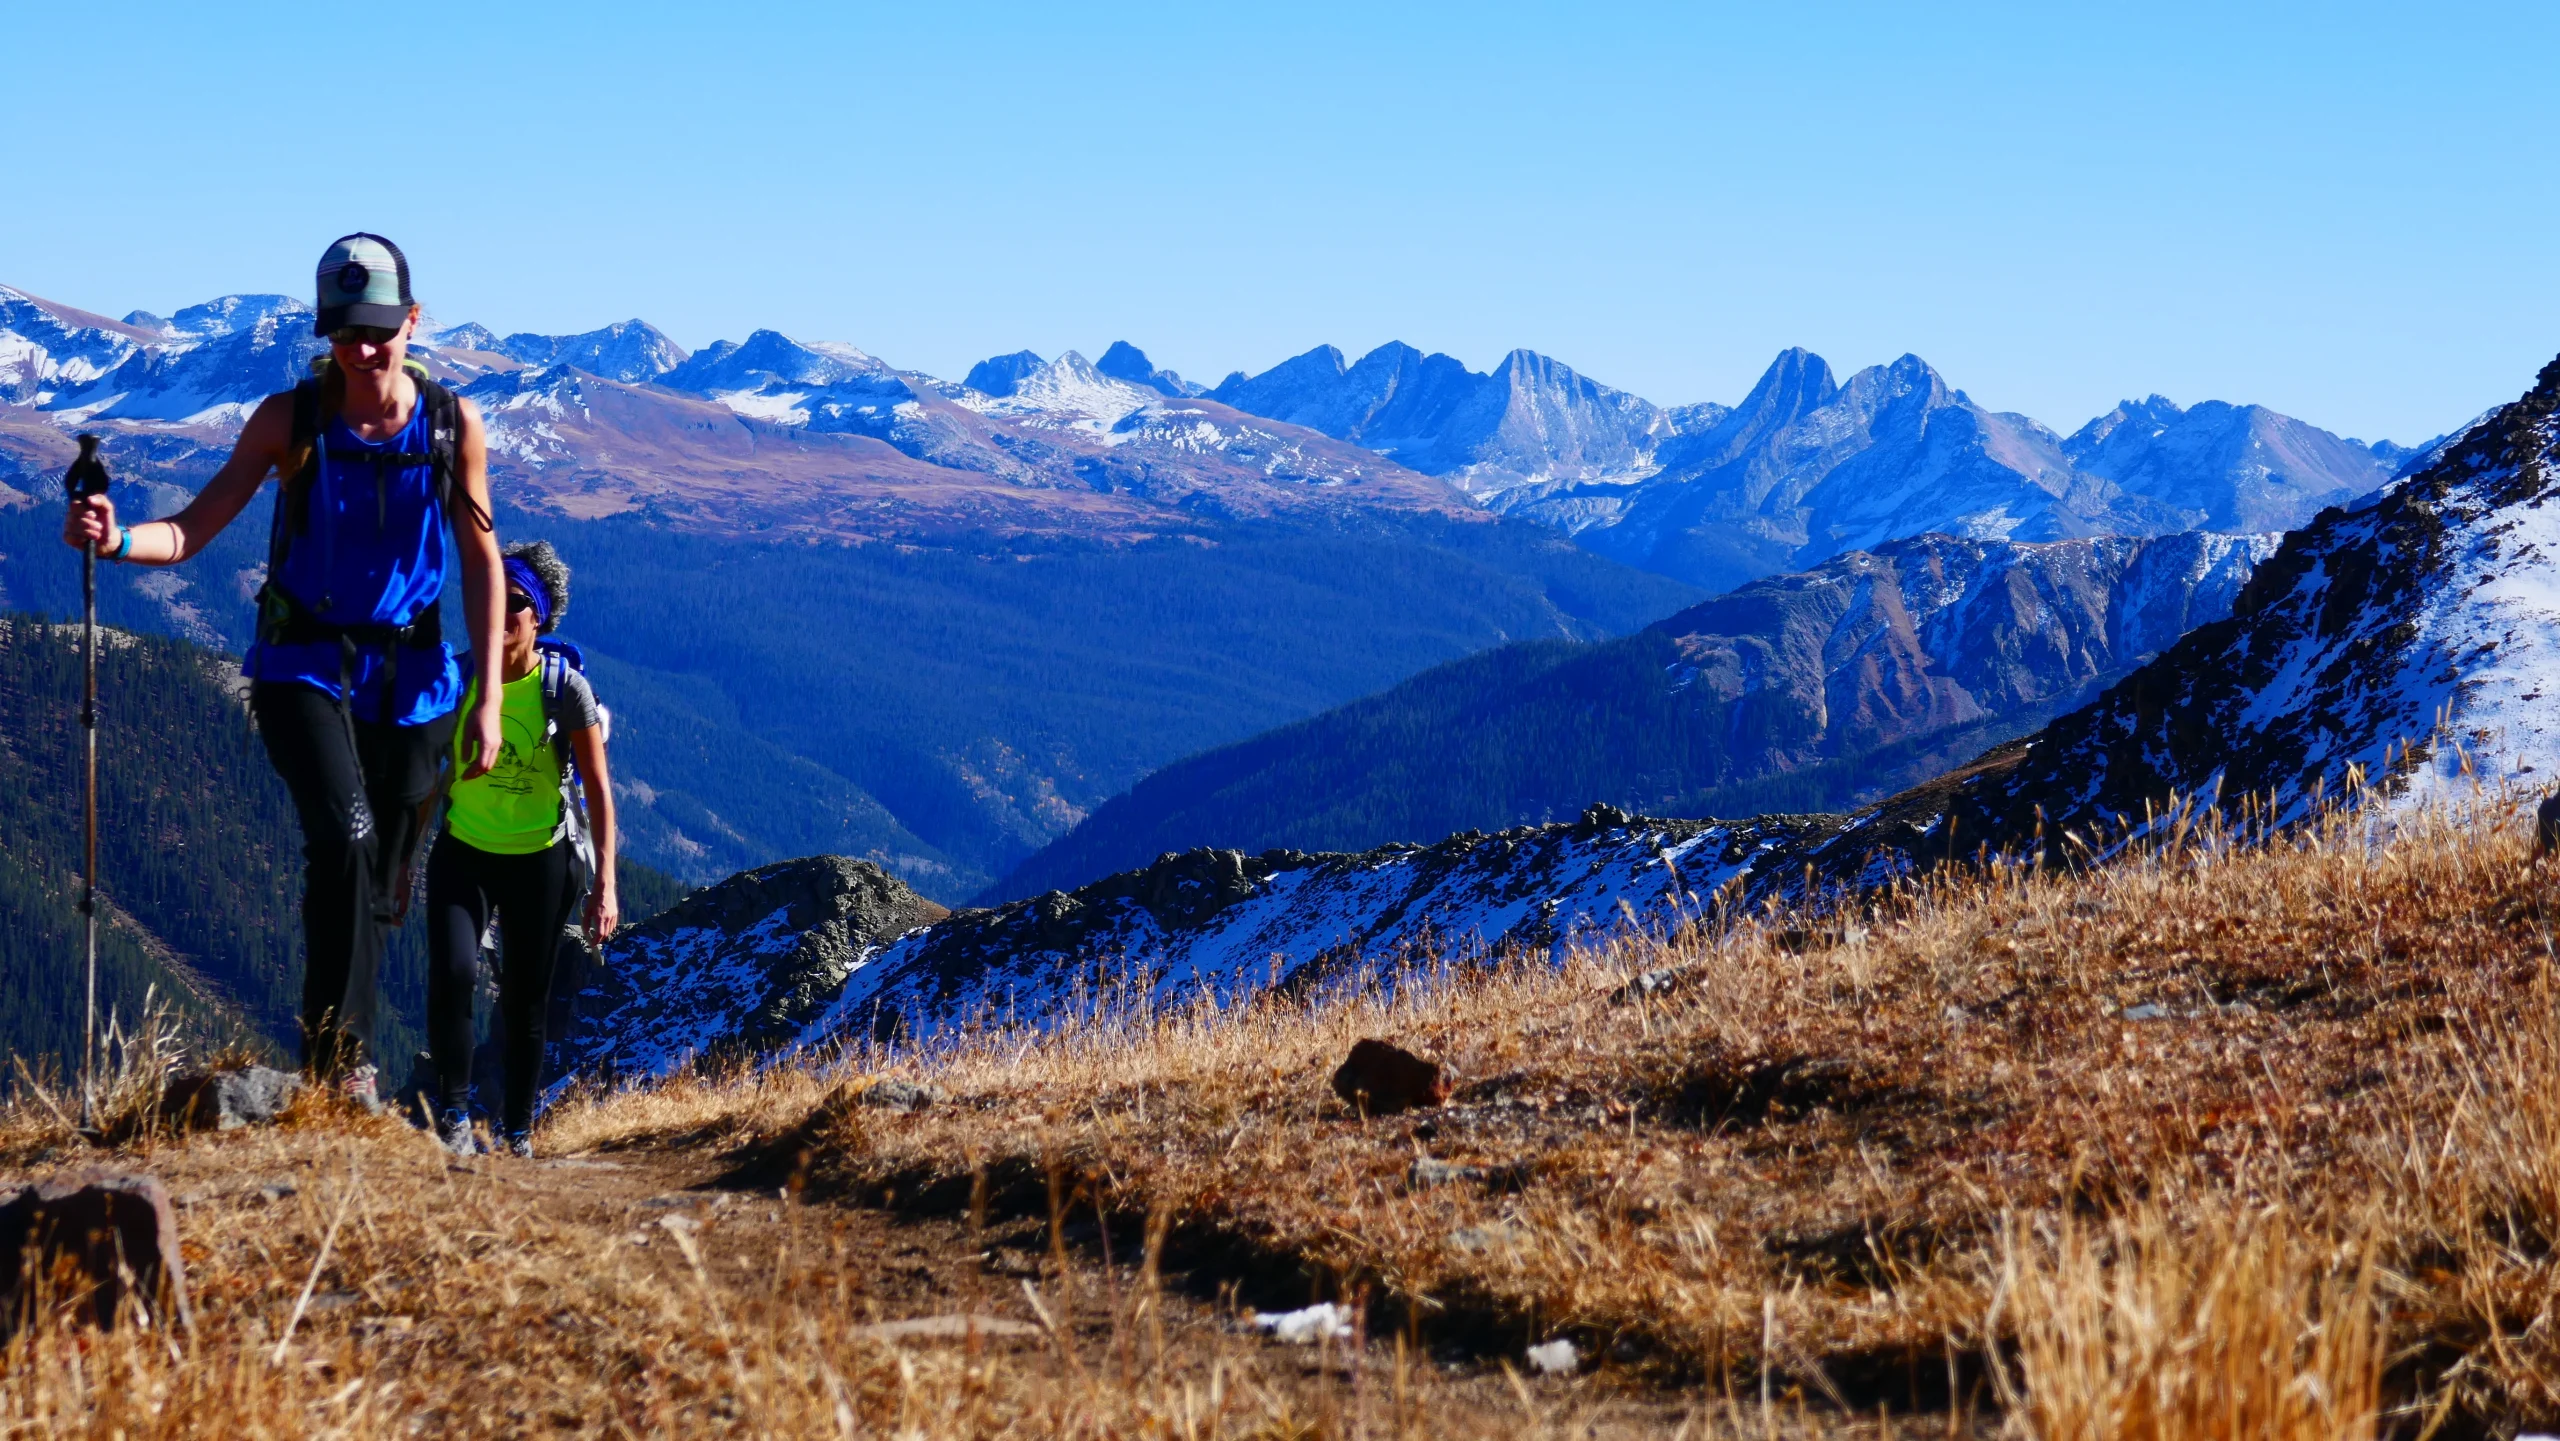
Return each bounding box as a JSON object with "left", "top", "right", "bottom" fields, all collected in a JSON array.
[
  {"left": 506, "top": 591, "right": 538, "bottom": 616},
  {"left": 329, "top": 324, "right": 401, "bottom": 346}
]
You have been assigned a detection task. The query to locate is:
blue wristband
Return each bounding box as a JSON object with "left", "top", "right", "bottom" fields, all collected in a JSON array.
[{"left": 110, "top": 527, "right": 133, "bottom": 562}]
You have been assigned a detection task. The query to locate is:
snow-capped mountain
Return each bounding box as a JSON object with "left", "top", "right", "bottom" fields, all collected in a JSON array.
[
  {"left": 496, "top": 319, "right": 687, "bottom": 384},
  {"left": 1095, "top": 341, "right": 1205, "bottom": 397},
  {"left": 1510, "top": 349, "right": 2404, "bottom": 595},
  {"left": 1210, "top": 342, "right": 1682, "bottom": 495},
  {"left": 954, "top": 350, "right": 1158, "bottom": 437},
  {"left": 4, "top": 277, "right": 2415, "bottom": 566},
  {"left": 2064, "top": 395, "right": 2412, "bottom": 532},
  {"left": 0, "top": 286, "right": 318, "bottom": 425},
  {"left": 962, "top": 350, "right": 1043, "bottom": 397}
]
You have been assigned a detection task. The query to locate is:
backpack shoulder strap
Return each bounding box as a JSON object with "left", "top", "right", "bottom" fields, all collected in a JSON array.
[
  {"left": 266, "top": 379, "right": 328, "bottom": 583},
  {"left": 539, "top": 650, "right": 569, "bottom": 746},
  {"left": 413, "top": 376, "right": 489, "bottom": 537},
  {"left": 288, "top": 380, "right": 323, "bottom": 450}
]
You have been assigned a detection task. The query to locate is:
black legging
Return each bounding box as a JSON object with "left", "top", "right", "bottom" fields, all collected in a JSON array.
[
  {"left": 251, "top": 682, "right": 455, "bottom": 1079},
  {"left": 426, "top": 833, "right": 572, "bottom": 1134}
]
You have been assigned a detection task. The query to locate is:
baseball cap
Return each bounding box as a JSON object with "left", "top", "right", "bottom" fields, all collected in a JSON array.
[{"left": 312, "top": 233, "right": 414, "bottom": 336}]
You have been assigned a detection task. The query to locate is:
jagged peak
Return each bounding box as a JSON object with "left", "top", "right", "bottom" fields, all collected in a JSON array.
[
  {"left": 1349, "top": 340, "right": 1430, "bottom": 372},
  {"left": 964, "top": 349, "right": 1046, "bottom": 397},
  {"left": 1726, "top": 346, "right": 1840, "bottom": 420}
]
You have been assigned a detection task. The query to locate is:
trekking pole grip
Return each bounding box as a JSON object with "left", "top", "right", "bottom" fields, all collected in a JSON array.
[{"left": 65, "top": 432, "right": 111, "bottom": 501}]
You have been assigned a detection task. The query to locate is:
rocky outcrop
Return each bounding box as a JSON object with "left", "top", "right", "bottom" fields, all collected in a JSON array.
[
  {"left": 962, "top": 349, "right": 1045, "bottom": 397},
  {"left": 556, "top": 856, "right": 947, "bottom": 1081}
]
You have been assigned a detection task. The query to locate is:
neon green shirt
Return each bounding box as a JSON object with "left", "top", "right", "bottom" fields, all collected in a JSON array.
[{"left": 445, "top": 670, "right": 565, "bottom": 855}]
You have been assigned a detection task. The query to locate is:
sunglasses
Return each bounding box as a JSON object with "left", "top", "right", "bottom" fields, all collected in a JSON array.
[
  {"left": 506, "top": 591, "right": 539, "bottom": 616},
  {"left": 329, "top": 324, "right": 402, "bottom": 347}
]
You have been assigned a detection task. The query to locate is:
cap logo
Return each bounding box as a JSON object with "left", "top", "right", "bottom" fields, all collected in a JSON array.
[{"left": 337, "top": 261, "right": 371, "bottom": 294}]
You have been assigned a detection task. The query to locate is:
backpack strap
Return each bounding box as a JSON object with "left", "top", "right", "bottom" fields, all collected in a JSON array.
[
  {"left": 264, "top": 379, "right": 325, "bottom": 582},
  {"left": 415, "top": 377, "right": 491, "bottom": 540}
]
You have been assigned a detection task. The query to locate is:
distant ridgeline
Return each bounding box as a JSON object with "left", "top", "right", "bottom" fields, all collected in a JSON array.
[
  {"left": 0, "top": 618, "right": 686, "bottom": 1075},
  {"left": 991, "top": 529, "right": 2278, "bottom": 901}
]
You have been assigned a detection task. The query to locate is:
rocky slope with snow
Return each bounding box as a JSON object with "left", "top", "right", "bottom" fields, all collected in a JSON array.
[
  {"left": 558, "top": 855, "right": 947, "bottom": 1081},
  {"left": 1915, "top": 353, "right": 2560, "bottom": 844},
  {"left": 554, "top": 806, "right": 1851, "bottom": 1073}
]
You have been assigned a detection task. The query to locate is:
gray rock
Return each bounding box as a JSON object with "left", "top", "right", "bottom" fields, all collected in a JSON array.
[
  {"left": 1408, "top": 1157, "right": 1487, "bottom": 1188},
  {"left": 160, "top": 1065, "right": 302, "bottom": 1131},
  {"left": 1447, "top": 1224, "right": 1523, "bottom": 1254},
  {"left": 1408, "top": 1156, "right": 1531, "bottom": 1191},
  {"left": 859, "top": 1079, "right": 947, "bottom": 1114},
  {"left": 1610, "top": 965, "right": 1692, "bottom": 1004}
]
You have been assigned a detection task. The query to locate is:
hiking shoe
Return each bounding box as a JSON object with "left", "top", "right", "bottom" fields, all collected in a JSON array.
[
  {"left": 437, "top": 1109, "right": 479, "bottom": 1156},
  {"left": 504, "top": 1132, "right": 534, "bottom": 1160},
  {"left": 342, "top": 1065, "right": 383, "bottom": 1115}
]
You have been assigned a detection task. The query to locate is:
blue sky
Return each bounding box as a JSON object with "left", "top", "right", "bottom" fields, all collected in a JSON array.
[{"left": 5, "top": 0, "right": 2550, "bottom": 442}]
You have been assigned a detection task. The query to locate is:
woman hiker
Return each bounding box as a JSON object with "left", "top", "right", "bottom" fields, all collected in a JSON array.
[
  {"left": 426, "top": 542, "right": 618, "bottom": 1156},
  {"left": 62, "top": 234, "right": 506, "bottom": 1108}
]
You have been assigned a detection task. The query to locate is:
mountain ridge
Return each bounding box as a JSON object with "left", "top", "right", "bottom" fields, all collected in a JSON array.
[{"left": 987, "top": 527, "right": 2277, "bottom": 901}]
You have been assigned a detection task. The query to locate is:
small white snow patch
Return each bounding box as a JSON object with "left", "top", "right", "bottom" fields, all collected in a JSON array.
[
  {"left": 1251, "top": 1303, "right": 1353, "bottom": 1345},
  {"left": 1526, "top": 1338, "right": 1580, "bottom": 1375}
]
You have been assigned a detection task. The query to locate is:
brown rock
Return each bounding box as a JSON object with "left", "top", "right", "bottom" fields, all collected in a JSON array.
[
  {"left": 0, "top": 1171, "right": 191, "bottom": 1335},
  {"left": 1330, "top": 1038, "right": 1448, "bottom": 1116}
]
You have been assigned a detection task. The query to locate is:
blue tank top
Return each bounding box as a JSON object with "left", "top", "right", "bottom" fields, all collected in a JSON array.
[{"left": 241, "top": 393, "right": 463, "bottom": 725}]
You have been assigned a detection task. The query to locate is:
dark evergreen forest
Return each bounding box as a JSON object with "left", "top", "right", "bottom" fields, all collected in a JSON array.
[
  {"left": 0, "top": 617, "right": 685, "bottom": 1078},
  {"left": 989, "top": 630, "right": 2049, "bottom": 902}
]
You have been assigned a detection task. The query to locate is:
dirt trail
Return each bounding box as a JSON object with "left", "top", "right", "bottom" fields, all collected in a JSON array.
[{"left": 8, "top": 1113, "right": 1863, "bottom": 1436}]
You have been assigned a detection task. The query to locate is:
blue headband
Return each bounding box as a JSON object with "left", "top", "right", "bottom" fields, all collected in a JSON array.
[{"left": 503, "top": 556, "right": 552, "bottom": 628}]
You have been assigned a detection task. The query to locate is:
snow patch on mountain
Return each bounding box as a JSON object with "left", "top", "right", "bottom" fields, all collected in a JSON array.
[{"left": 956, "top": 351, "right": 1156, "bottom": 437}]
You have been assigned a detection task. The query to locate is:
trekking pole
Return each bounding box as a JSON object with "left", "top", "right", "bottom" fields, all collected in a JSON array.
[{"left": 64, "top": 434, "right": 111, "bottom": 1131}]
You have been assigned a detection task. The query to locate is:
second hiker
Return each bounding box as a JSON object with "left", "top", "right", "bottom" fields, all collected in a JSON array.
[{"left": 426, "top": 541, "right": 619, "bottom": 1157}]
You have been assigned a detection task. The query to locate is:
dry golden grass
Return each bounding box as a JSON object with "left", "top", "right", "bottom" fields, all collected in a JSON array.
[{"left": 16, "top": 792, "right": 2560, "bottom": 1435}]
